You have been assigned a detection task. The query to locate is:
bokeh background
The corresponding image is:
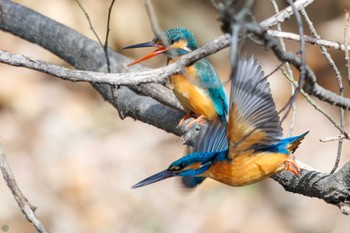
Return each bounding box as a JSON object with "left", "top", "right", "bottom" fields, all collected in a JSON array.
[{"left": 1, "top": 0, "right": 350, "bottom": 232}]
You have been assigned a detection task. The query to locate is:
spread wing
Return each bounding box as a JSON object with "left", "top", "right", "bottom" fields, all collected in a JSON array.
[
  {"left": 194, "top": 119, "right": 228, "bottom": 153},
  {"left": 227, "top": 56, "right": 282, "bottom": 157},
  {"left": 195, "top": 59, "right": 228, "bottom": 122},
  {"left": 182, "top": 119, "right": 229, "bottom": 188}
]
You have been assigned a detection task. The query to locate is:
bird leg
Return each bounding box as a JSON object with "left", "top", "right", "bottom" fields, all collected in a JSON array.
[
  {"left": 178, "top": 114, "right": 196, "bottom": 126},
  {"left": 284, "top": 157, "right": 301, "bottom": 177},
  {"left": 185, "top": 115, "right": 207, "bottom": 128}
]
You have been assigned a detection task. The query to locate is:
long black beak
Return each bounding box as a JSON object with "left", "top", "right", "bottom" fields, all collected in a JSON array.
[
  {"left": 123, "top": 41, "right": 167, "bottom": 66},
  {"left": 132, "top": 169, "right": 177, "bottom": 189},
  {"left": 123, "top": 41, "right": 159, "bottom": 49}
]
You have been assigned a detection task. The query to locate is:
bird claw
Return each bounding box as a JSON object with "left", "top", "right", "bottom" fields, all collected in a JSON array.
[
  {"left": 284, "top": 158, "right": 301, "bottom": 177},
  {"left": 178, "top": 114, "right": 193, "bottom": 126},
  {"left": 178, "top": 114, "right": 207, "bottom": 128},
  {"left": 185, "top": 115, "right": 207, "bottom": 128}
]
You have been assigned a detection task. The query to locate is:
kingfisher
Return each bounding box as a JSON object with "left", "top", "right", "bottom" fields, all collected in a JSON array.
[
  {"left": 132, "top": 56, "right": 308, "bottom": 189},
  {"left": 123, "top": 28, "right": 228, "bottom": 126}
]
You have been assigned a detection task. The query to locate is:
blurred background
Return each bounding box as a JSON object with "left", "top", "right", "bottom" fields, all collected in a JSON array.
[{"left": 1, "top": 0, "right": 350, "bottom": 232}]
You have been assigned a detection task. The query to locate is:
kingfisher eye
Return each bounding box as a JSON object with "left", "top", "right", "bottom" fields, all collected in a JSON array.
[
  {"left": 169, "top": 39, "right": 175, "bottom": 44},
  {"left": 168, "top": 166, "right": 179, "bottom": 171},
  {"left": 168, "top": 162, "right": 186, "bottom": 171}
]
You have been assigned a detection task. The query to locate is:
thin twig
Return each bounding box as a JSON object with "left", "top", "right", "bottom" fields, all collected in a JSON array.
[
  {"left": 332, "top": 9, "right": 350, "bottom": 173},
  {"left": 279, "top": 0, "right": 305, "bottom": 124},
  {"left": 301, "top": 8, "right": 345, "bottom": 173},
  {"left": 281, "top": 69, "right": 349, "bottom": 138},
  {"left": 260, "top": 0, "right": 314, "bottom": 28},
  {"left": 144, "top": 0, "right": 176, "bottom": 61},
  {"left": 75, "top": 0, "right": 103, "bottom": 46},
  {"left": 76, "top": 0, "right": 115, "bottom": 73},
  {"left": 0, "top": 50, "right": 170, "bottom": 85},
  {"left": 271, "top": 0, "right": 296, "bottom": 137},
  {"left": 345, "top": 9, "right": 350, "bottom": 86},
  {"left": 145, "top": 0, "right": 162, "bottom": 38},
  {"left": 267, "top": 30, "right": 350, "bottom": 51},
  {"left": 104, "top": 0, "right": 116, "bottom": 73},
  {"left": 246, "top": 21, "right": 350, "bottom": 113},
  {"left": 0, "top": 145, "right": 49, "bottom": 233},
  {"left": 320, "top": 135, "right": 346, "bottom": 143}
]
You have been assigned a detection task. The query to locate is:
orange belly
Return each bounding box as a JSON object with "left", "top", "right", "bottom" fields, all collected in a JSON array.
[
  {"left": 170, "top": 72, "right": 217, "bottom": 120},
  {"left": 204, "top": 151, "right": 288, "bottom": 186}
]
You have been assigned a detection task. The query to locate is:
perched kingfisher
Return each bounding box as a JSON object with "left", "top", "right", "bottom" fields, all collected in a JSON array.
[
  {"left": 123, "top": 28, "right": 228, "bottom": 126},
  {"left": 132, "top": 56, "right": 308, "bottom": 189}
]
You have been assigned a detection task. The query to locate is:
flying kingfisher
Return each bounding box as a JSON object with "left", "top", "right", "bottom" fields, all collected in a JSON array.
[
  {"left": 123, "top": 27, "right": 228, "bottom": 126},
  {"left": 132, "top": 56, "right": 308, "bottom": 189}
]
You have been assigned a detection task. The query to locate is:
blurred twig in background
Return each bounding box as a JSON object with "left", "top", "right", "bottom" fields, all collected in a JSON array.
[{"left": 0, "top": 146, "right": 48, "bottom": 233}]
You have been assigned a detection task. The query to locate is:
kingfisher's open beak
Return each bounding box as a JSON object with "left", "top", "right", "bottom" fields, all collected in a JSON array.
[
  {"left": 132, "top": 169, "right": 176, "bottom": 189},
  {"left": 123, "top": 41, "right": 167, "bottom": 66}
]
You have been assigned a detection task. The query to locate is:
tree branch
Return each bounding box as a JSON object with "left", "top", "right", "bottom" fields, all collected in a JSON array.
[
  {"left": 273, "top": 161, "right": 350, "bottom": 215},
  {"left": 246, "top": 22, "right": 350, "bottom": 113},
  {"left": 0, "top": 145, "right": 49, "bottom": 233},
  {"left": 267, "top": 29, "right": 350, "bottom": 51},
  {"left": 260, "top": 0, "right": 314, "bottom": 28}
]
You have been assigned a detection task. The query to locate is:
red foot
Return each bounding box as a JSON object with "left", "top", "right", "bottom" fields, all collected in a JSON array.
[
  {"left": 185, "top": 115, "right": 206, "bottom": 128},
  {"left": 178, "top": 114, "right": 194, "bottom": 126},
  {"left": 284, "top": 157, "right": 301, "bottom": 177}
]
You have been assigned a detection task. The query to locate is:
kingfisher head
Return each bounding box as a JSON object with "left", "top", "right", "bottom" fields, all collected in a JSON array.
[
  {"left": 123, "top": 27, "right": 198, "bottom": 66},
  {"left": 131, "top": 151, "right": 220, "bottom": 188}
]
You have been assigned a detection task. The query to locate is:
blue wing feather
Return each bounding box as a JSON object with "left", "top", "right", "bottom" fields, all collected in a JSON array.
[
  {"left": 194, "top": 119, "right": 229, "bottom": 152},
  {"left": 182, "top": 119, "right": 229, "bottom": 188}
]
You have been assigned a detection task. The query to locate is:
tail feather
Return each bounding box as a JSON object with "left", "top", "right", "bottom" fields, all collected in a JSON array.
[
  {"left": 287, "top": 131, "right": 309, "bottom": 154},
  {"left": 255, "top": 131, "right": 309, "bottom": 154}
]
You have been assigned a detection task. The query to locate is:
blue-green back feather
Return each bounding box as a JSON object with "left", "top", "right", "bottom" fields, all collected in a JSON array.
[{"left": 195, "top": 59, "right": 228, "bottom": 122}]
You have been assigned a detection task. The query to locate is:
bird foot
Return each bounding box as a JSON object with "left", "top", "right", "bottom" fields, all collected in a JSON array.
[
  {"left": 185, "top": 115, "right": 206, "bottom": 128},
  {"left": 178, "top": 114, "right": 207, "bottom": 128},
  {"left": 284, "top": 158, "right": 301, "bottom": 177},
  {"left": 178, "top": 114, "right": 194, "bottom": 126}
]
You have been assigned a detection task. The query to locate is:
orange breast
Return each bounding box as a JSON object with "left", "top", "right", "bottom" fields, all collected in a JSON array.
[
  {"left": 170, "top": 66, "right": 217, "bottom": 120},
  {"left": 204, "top": 151, "right": 288, "bottom": 186}
]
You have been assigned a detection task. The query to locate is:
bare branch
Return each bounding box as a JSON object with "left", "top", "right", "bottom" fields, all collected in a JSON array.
[
  {"left": 0, "top": 32, "right": 230, "bottom": 86},
  {"left": 345, "top": 9, "right": 350, "bottom": 86},
  {"left": 104, "top": 0, "right": 116, "bottom": 73},
  {"left": 281, "top": 69, "right": 349, "bottom": 138},
  {"left": 278, "top": 0, "right": 305, "bottom": 125},
  {"left": 75, "top": 0, "right": 103, "bottom": 46},
  {"left": 320, "top": 135, "right": 346, "bottom": 143},
  {"left": 246, "top": 22, "right": 350, "bottom": 113},
  {"left": 0, "top": 145, "right": 49, "bottom": 233},
  {"left": 260, "top": 0, "right": 314, "bottom": 28},
  {"left": 301, "top": 8, "right": 344, "bottom": 173},
  {"left": 273, "top": 162, "right": 350, "bottom": 215},
  {"left": 145, "top": 0, "right": 162, "bottom": 36},
  {"left": 267, "top": 30, "right": 350, "bottom": 51},
  {"left": 271, "top": 0, "right": 296, "bottom": 137}
]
